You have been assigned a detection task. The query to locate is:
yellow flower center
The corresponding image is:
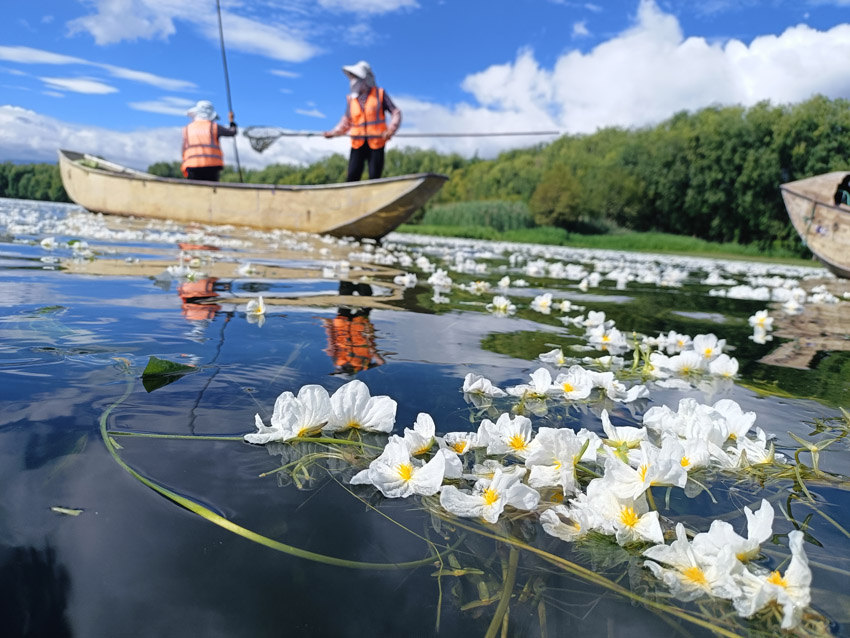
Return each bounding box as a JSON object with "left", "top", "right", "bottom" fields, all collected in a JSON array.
[
  {"left": 508, "top": 433, "right": 528, "bottom": 451},
  {"left": 413, "top": 443, "right": 432, "bottom": 456},
  {"left": 482, "top": 487, "right": 499, "bottom": 505},
  {"left": 681, "top": 366, "right": 691, "bottom": 374},
  {"left": 602, "top": 335, "right": 611, "bottom": 343},
  {"left": 619, "top": 506, "right": 639, "bottom": 528},
  {"left": 704, "top": 348, "right": 713, "bottom": 357},
  {"left": 452, "top": 441, "right": 468, "bottom": 454},
  {"left": 682, "top": 566, "right": 708, "bottom": 585},
  {"left": 297, "top": 426, "right": 310, "bottom": 438},
  {"left": 638, "top": 464, "right": 649, "bottom": 482},
  {"left": 347, "top": 420, "right": 361, "bottom": 430},
  {"left": 680, "top": 456, "right": 691, "bottom": 468},
  {"left": 562, "top": 382, "right": 575, "bottom": 393},
  {"left": 767, "top": 571, "right": 788, "bottom": 588},
  {"left": 553, "top": 460, "right": 562, "bottom": 470},
  {"left": 397, "top": 463, "right": 414, "bottom": 481}
]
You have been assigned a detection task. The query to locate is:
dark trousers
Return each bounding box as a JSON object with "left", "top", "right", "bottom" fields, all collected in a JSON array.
[
  {"left": 186, "top": 166, "right": 222, "bottom": 182},
  {"left": 347, "top": 145, "right": 385, "bottom": 182}
]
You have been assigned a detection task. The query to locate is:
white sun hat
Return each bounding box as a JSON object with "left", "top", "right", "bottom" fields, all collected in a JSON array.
[
  {"left": 342, "top": 60, "right": 374, "bottom": 84},
  {"left": 187, "top": 100, "right": 219, "bottom": 121}
]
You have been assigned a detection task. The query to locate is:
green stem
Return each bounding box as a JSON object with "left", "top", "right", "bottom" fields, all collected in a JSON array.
[
  {"left": 485, "top": 548, "right": 519, "bottom": 638},
  {"left": 99, "top": 378, "right": 440, "bottom": 571}
]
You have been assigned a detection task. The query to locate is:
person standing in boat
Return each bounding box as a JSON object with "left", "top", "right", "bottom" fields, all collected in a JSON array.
[
  {"left": 181, "top": 100, "right": 237, "bottom": 181},
  {"left": 323, "top": 61, "right": 402, "bottom": 181}
]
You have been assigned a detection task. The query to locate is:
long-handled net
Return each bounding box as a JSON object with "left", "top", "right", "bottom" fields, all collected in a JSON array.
[{"left": 243, "top": 126, "right": 560, "bottom": 153}]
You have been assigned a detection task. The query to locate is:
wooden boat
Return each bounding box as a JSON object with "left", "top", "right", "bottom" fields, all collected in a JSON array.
[
  {"left": 780, "top": 171, "right": 850, "bottom": 278},
  {"left": 58, "top": 149, "right": 447, "bottom": 239}
]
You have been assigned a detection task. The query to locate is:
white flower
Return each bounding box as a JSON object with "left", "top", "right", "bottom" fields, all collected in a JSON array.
[
  {"left": 539, "top": 348, "right": 567, "bottom": 367},
  {"left": 692, "top": 333, "right": 726, "bottom": 361},
  {"left": 552, "top": 366, "right": 594, "bottom": 400},
  {"left": 485, "top": 412, "right": 536, "bottom": 459},
  {"left": 748, "top": 309, "right": 774, "bottom": 330},
  {"left": 439, "top": 467, "right": 540, "bottom": 524},
  {"left": 401, "top": 412, "right": 436, "bottom": 456},
  {"left": 603, "top": 441, "right": 688, "bottom": 500},
  {"left": 323, "top": 380, "right": 397, "bottom": 434},
  {"left": 462, "top": 373, "right": 507, "bottom": 397},
  {"left": 643, "top": 523, "right": 743, "bottom": 602},
  {"left": 393, "top": 272, "right": 418, "bottom": 288},
  {"left": 246, "top": 296, "right": 266, "bottom": 321},
  {"left": 708, "top": 353, "right": 739, "bottom": 378},
  {"left": 244, "top": 384, "right": 331, "bottom": 444},
  {"left": 350, "top": 437, "right": 446, "bottom": 498},
  {"left": 485, "top": 295, "right": 516, "bottom": 316},
  {"left": 525, "top": 427, "right": 599, "bottom": 495},
  {"left": 601, "top": 409, "right": 648, "bottom": 449},
  {"left": 531, "top": 293, "right": 554, "bottom": 314},
  {"left": 583, "top": 477, "right": 664, "bottom": 545},
  {"left": 750, "top": 325, "right": 773, "bottom": 344},
  {"left": 692, "top": 499, "right": 774, "bottom": 563},
  {"left": 732, "top": 530, "right": 811, "bottom": 629},
  {"left": 540, "top": 504, "right": 598, "bottom": 542},
  {"left": 506, "top": 368, "right": 553, "bottom": 400}
]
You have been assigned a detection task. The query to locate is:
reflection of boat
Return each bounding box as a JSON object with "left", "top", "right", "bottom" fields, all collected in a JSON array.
[
  {"left": 780, "top": 171, "right": 850, "bottom": 278},
  {"left": 57, "top": 149, "right": 448, "bottom": 240}
]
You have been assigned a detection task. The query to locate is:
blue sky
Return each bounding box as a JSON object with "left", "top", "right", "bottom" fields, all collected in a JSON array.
[{"left": 2, "top": 0, "right": 850, "bottom": 169}]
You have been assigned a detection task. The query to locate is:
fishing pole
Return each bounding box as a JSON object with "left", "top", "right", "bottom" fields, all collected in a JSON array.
[
  {"left": 243, "top": 127, "right": 561, "bottom": 153},
  {"left": 215, "top": 0, "right": 243, "bottom": 181}
]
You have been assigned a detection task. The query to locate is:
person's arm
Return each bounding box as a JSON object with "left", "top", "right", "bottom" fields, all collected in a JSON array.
[
  {"left": 382, "top": 92, "right": 402, "bottom": 139},
  {"left": 217, "top": 121, "right": 237, "bottom": 137},
  {"left": 324, "top": 101, "right": 352, "bottom": 138}
]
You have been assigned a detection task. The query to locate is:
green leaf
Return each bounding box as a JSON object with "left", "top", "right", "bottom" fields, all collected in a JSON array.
[{"left": 141, "top": 356, "right": 197, "bottom": 392}]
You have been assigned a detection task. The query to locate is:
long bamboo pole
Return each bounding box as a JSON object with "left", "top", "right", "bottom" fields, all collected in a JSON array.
[{"left": 215, "top": 0, "right": 243, "bottom": 182}]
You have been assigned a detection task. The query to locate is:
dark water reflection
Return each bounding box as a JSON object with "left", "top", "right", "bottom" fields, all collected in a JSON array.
[{"left": 1, "top": 199, "right": 850, "bottom": 637}]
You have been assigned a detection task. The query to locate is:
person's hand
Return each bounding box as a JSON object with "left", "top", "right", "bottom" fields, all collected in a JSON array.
[
  {"left": 323, "top": 131, "right": 334, "bottom": 138},
  {"left": 381, "top": 130, "right": 392, "bottom": 140}
]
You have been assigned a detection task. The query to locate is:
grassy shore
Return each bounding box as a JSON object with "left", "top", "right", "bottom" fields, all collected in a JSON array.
[{"left": 394, "top": 224, "right": 816, "bottom": 267}]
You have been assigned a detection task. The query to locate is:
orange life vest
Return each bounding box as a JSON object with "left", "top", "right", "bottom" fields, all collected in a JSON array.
[
  {"left": 181, "top": 120, "right": 224, "bottom": 176},
  {"left": 349, "top": 87, "right": 387, "bottom": 150},
  {"left": 323, "top": 314, "right": 384, "bottom": 372}
]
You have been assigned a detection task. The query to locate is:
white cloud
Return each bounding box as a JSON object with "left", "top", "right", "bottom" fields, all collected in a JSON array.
[
  {"left": 270, "top": 69, "right": 300, "bottom": 79},
  {"left": 572, "top": 20, "right": 590, "bottom": 37},
  {"left": 100, "top": 65, "right": 195, "bottom": 91},
  {"left": 0, "top": 45, "right": 195, "bottom": 91},
  {"left": 317, "top": 0, "right": 418, "bottom": 14},
  {"left": 0, "top": 46, "right": 83, "bottom": 65},
  {"left": 0, "top": 105, "right": 344, "bottom": 170},
  {"left": 129, "top": 96, "right": 196, "bottom": 116},
  {"left": 67, "top": 0, "right": 178, "bottom": 43},
  {"left": 5, "top": 1, "right": 850, "bottom": 168},
  {"left": 67, "top": 1, "right": 321, "bottom": 63},
  {"left": 447, "top": 0, "right": 850, "bottom": 138},
  {"left": 295, "top": 108, "right": 325, "bottom": 118},
  {"left": 198, "top": 12, "right": 320, "bottom": 62},
  {"left": 39, "top": 76, "right": 118, "bottom": 94}
]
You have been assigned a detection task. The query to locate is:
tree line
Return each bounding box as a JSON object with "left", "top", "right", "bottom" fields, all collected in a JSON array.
[{"left": 3, "top": 95, "right": 849, "bottom": 251}]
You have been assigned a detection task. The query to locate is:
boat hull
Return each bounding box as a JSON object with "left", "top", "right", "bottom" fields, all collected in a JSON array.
[
  {"left": 58, "top": 149, "right": 447, "bottom": 239},
  {"left": 781, "top": 171, "right": 850, "bottom": 279}
]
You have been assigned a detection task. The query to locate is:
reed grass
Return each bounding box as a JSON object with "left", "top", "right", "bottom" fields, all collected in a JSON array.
[{"left": 421, "top": 201, "right": 536, "bottom": 232}]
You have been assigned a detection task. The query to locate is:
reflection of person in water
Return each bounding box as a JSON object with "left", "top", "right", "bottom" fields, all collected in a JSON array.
[
  {"left": 322, "top": 281, "right": 386, "bottom": 374},
  {"left": 177, "top": 277, "right": 228, "bottom": 321}
]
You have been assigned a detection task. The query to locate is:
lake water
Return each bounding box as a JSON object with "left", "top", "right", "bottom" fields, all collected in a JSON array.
[{"left": 1, "top": 197, "right": 849, "bottom": 638}]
